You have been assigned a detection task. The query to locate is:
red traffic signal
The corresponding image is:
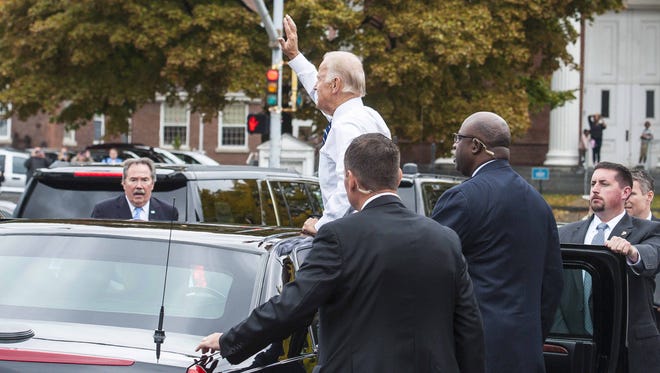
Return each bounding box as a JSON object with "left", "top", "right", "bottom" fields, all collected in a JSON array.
[
  {"left": 247, "top": 113, "right": 268, "bottom": 134},
  {"left": 266, "top": 69, "right": 279, "bottom": 107}
]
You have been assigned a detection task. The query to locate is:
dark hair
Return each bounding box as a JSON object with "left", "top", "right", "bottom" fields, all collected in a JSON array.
[
  {"left": 123, "top": 158, "right": 156, "bottom": 182},
  {"left": 594, "top": 161, "right": 632, "bottom": 188},
  {"left": 344, "top": 133, "right": 400, "bottom": 191},
  {"left": 631, "top": 169, "right": 654, "bottom": 194}
]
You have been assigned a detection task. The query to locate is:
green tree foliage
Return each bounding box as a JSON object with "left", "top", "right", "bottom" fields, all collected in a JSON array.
[
  {"left": 0, "top": 0, "right": 270, "bottom": 134},
  {"left": 0, "top": 0, "right": 623, "bottom": 153}
]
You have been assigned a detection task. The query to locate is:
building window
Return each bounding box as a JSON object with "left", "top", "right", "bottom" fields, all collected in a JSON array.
[
  {"left": 647, "top": 90, "right": 655, "bottom": 119},
  {"left": 93, "top": 115, "right": 105, "bottom": 144},
  {"left": 601, "top": 90, "right": 610, "bottom": 118},
  {"left": 63, "top": 128, "right": 76, "bottom": 146},
  {"left": 218, "top": 102, "right": 248, "bottom": 149},
  {"left": 160, "top": 102, "right": 189, "bottom": 148}
]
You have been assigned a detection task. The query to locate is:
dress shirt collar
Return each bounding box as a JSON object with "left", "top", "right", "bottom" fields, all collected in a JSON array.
[
  {"left": 585, "top": 210, "right": 625, "bottom": 244},
  {"left": 360, "top": 192, "right": 400, "bottom": 210},
  {"left": 331, "top": 97, "right": 363, "bottom": 121},
  {"left": 125, "top": 196, "right": 150, "bottom": 221}
]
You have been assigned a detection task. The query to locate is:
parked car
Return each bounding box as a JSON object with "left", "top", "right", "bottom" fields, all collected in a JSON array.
[
  {"left": 0, "top": 148, "right": 29, "bottom": 198},
  {"left": 170, "top": 150, "right": 220, "bottom": 165},
  {"left": 0, "top": 219, "right": 315, "bottom": 372},
  {"left": 0, "top": 200, "right": 15, "bottom": 218},
  {"left": 85, "top": 143, "right": 185, "bottom": 165},
  {"left": 14, "top": 163, "right": 323, "bottom": 228},
  {"left": 397, "top": 163, "right": 464, "bottom": 216}
]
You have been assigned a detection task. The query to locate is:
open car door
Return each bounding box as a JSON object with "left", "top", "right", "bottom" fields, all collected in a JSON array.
[{"left": 544, "top": 244, "right": 628, "bottom": 373}]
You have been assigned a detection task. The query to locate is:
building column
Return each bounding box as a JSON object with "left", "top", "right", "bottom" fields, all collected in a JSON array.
[{"left": 545, "top": 19, "right": 581, "bottom": 166}]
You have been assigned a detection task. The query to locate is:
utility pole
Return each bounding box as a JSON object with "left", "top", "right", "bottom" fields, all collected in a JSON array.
[{"left": 253, "top": 0, "right": 283, "bottom": 168}]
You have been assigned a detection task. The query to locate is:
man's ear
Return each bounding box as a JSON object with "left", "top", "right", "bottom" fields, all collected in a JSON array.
[{"left": 345, "top": 170, "right": 356, "bottom": 191}]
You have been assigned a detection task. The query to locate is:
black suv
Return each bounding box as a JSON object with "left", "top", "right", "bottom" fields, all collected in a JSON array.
[{"left": 13, "top": 164, "right": 323, "bottom": 227}]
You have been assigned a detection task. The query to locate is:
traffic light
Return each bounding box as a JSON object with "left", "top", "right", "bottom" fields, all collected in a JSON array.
[
  {"left": 266, "top": 69, "right": 279, "bottom": 108},
  {"left": 247, "top": 113, "right": 268, "bottom": 134}
]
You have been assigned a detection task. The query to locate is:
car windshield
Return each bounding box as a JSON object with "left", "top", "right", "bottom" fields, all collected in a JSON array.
[{"left": 0, "top": 232, "right": 261, "bottom": 336}]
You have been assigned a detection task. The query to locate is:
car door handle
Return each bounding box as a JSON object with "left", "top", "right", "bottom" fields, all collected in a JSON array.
[{"left": 12, "top": 177, "right": 20, "bottom": 180}]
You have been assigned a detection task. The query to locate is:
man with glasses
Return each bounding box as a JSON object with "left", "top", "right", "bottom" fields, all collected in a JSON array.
[
  {"left": 431, "top": 111, "right": 563, "bottom": 373},
  {"left": 91, "top": 158, "right": 178, "bottom": 221}
]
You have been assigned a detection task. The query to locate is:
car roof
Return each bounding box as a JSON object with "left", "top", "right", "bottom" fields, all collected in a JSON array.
[
  {"left": 36, "top": 163, "right": 314, "bottom": 181},
  {"left": 0, "top": 219, "right": 298, "bottom": 249}
]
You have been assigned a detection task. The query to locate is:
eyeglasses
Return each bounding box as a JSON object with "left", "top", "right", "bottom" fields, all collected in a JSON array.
[
  {"left": 453, "top": 133, "right": 476, "bottom": 143},
  {"left": 452, "top": 133, "right": 495, "bottom": 156}
]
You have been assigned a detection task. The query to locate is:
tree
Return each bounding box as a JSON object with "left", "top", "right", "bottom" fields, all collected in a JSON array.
[
  {"left": 0, "top": 0, "right": 624, "bottom": 154},
  {"left": 284, "top": 0, "right": 623, "bottom": 155},
  {"left": 0, "top": 0, "right": 271, "bottom": 134}
]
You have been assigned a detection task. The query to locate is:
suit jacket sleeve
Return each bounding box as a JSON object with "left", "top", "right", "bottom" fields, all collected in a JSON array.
[
  {"left": 431, "top": 187, "right": 470, "bottom": 240},
  {"left": 219, "top": 225, "right": 343, "bottom": 364},
  {"left": 452, "top": 249, "right": 486, "bottom": 373},
  {"left": 631, "top": 224, "right": 660, "bottom": 276}
]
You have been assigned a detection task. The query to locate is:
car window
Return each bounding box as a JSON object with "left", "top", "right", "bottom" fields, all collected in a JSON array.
[
  {"left": 19, "top": 178, "right": 187, "bottom": 219},
  {"left": 270, "top": 181, "right": 323, "bottom": 227},
  {"left": 0, "top": 234, "right": 260, "bottom": 336},
  {"left": 197, "top": 179, "right": 263, "bottom": 225},
  {"left": 12, "top": 154, "right": 27, "bottom": 175},
  {"left": 0, "top": 155, "right": 5, "bottom": 172},
  {"left": 550, "top": 268, "right": 594, "bottom": 337},
  {"left": 421, "top": 181, "right": 456, "bottom": 216}
]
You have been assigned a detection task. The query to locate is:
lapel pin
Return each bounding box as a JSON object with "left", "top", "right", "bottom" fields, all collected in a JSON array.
[
  {"left": 151, "top": 210, "right": 155, "bottom": 214},
  {"left": 621, "top": 231, "right": 627, "bottom": 237}
]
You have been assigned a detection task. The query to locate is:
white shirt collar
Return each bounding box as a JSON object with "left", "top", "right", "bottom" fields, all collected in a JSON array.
[
  {"left": 585, "top": 210, "right": 625, "bottom": 244},
  {"left": 360, "top": 192, "right": 400, "bottom": 210},
  {"left": 125, "top": 196, "right": 150, "bottom": 221}
]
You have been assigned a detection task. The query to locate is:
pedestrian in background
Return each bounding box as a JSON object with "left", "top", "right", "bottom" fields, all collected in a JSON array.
[
  {"left": 431, "top": 111, "right": 563, "bottom": 373},
  {"left": 639, "top": 120, "right": 653, "bottom": 166},
  {"left": 196, "top": 133, "right": 485, "bottom": 373},
  {"left": 588, "top": 113, "right": 607, "bottom": 164},
  {"left": 23, "top": 147, "right": 52, "bottom": 182},
  {"left": 558, "top": 162, "right": 660, "bottom": 373},
  {"left": 279, "top": 14, "right": 391, "bottom": 236},
  {"left": 102, "top": 147, "right": 123, "bottom": 164},
  {"left": 579, "top": 128, "right": 591, "bottom": 167}
]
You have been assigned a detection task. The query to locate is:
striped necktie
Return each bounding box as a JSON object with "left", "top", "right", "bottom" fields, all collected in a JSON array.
[
  {"left": 584, "top": 222, "right": 608, "bottom": 334},
  {"left": 322, "top": 121, "right": 332, "bottom": 144}
]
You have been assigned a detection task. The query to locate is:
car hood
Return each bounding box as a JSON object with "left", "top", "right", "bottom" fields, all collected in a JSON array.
[{"left": 0, "top": 318, "right": 233, "bottom": 369}]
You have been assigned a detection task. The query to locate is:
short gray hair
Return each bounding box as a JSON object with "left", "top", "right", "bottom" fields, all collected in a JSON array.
[
  {"left": 122, "top": 158, "right": 156, "bottom": 182},
  {"left": 322, "top": 51, "right": 366, "bottom": 97},
  {"left": 631, "top": 169, "right": 654, "bottom": 194}
]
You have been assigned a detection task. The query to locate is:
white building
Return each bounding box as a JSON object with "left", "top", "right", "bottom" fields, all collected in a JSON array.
[{"left": 546, "top": 0, "right": 660, "bottom": 168}]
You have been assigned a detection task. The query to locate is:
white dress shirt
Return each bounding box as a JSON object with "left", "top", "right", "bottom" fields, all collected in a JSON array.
[
  {"left": 289, "top": 54, "right": 391, "bottom": 230},
  {"left": 126, "top": 196, "right": 150, "bottom": 221}
]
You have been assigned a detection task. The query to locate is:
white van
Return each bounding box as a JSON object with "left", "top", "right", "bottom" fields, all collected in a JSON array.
[{"left": 0, "top": 148, "right": 29, "bottom": 196}]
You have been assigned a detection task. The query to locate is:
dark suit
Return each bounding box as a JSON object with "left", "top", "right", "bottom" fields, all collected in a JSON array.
[
  {"left": 219, "top": 195, "right": 485, "bottom": 373},
  {"left": 431, "top": 159, "right": 563, "bottom": 373},
  {"left": 91, "top": 195, "right": 178, "bottom": 221},
  {"left": 559, "top": 214, "right": 660, "bottom": 373}
]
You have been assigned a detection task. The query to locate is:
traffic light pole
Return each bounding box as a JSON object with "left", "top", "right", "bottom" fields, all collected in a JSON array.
[{"left": 254, "top": 0, "right": 282, "bottom": 168}]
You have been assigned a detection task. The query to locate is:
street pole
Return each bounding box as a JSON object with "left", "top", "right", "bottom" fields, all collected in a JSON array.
[{"left": 254, "top": 0, "right": 282, "bottom": 168}]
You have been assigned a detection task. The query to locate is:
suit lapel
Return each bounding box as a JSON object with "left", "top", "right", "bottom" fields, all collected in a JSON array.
[
  {"left": 117, "top": 196, "right": 132, "bottom": 219},
  {"left": 609, "top": 214, "right": 633, "bottom": 240}
]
